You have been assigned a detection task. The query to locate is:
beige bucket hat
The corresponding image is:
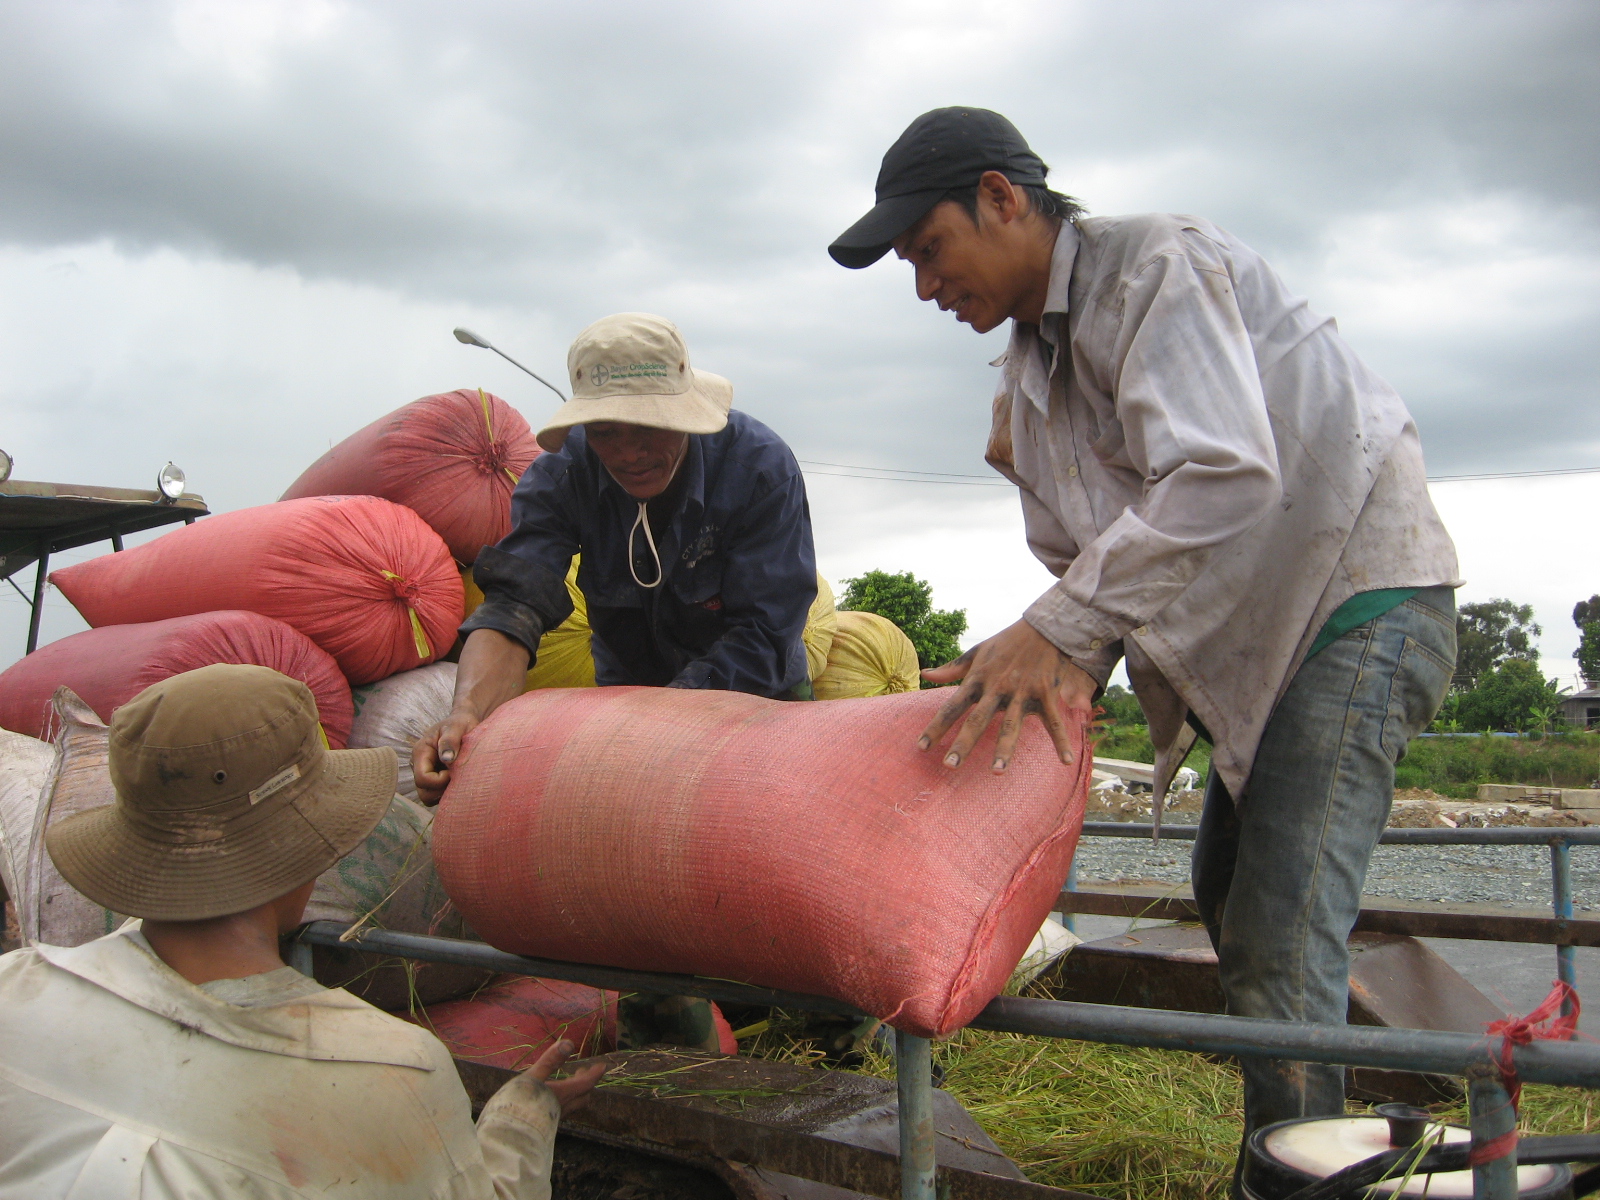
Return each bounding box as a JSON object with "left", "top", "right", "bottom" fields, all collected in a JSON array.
[
  {"left": 536, "top": 312, "right": 732, "bottom": 452},
  {"left": 46, "top": 664, "right": 398, "bottom": 922}
]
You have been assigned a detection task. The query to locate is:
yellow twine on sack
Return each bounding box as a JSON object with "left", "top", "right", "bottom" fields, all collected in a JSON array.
[
  {"left": 407, "top": 609, "right": 431, "bottom": 658},
  {"left": 479, "top": 386, "right": 520, "bottom": 486},
  {"left": 380, "top": 570, "right": 434, "bottom": 660}
]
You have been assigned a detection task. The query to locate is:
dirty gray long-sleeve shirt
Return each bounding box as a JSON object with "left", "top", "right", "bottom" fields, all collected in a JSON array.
[
  {"left": 989, "top": 214, "right": 1460, "bottom": 798},
  {"left": 0, "top": 925, "right": 558, "bottom": 1199}
]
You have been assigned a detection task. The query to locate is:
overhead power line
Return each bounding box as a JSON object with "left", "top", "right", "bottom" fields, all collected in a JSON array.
[
  {"left": 798, "top": 461, "right": 1008, "bottom": 487},
  {"left": 797, "top": 460, "right": 1600, "bottom": 488},
  {"left": 1426, "top": 465, "right": 1600, "bottom": 483},
  {"left": 798, "top": 459, "right": 997, "bottom": 480}
]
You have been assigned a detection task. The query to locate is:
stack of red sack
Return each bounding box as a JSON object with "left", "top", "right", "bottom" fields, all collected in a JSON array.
[{"left": 0, "top": 389, "right": 539, "bottom": 746}]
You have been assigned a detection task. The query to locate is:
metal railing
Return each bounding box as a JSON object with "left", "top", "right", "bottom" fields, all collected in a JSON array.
[
  {"left": 1068, "top": 822, "right": 1598, "bottom": 1009},
  {"left": 295, "top": 918, "right": 1600, "bottom": 1200}
]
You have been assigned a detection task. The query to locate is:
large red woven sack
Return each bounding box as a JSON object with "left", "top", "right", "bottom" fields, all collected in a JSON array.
[
  {"left": 414, "top": 976, "right": 620, "bottom": 1069},
  {"left": 50, "top": 496, "right": 462, "bottom": 685},
  {"left": 280, "top": 389, "right": 540, "bottom": 565},
  {"left": 434, "top": 688, "right": 1090, "bottom": 1038},
  {"left": 0, "top": 612, "right": 353, "bottom": 747}
]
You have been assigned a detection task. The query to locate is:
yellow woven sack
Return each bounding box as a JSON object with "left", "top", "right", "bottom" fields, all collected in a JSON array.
[
  {"left": 460, "top": 559, "right": 596, "bottom": 690},
  {"left": 462, "top": 563, "right": 836, "bottom": 691},
  {"left": 813, "top": 610, "right": 922, "bottom": 699},
  {"left": 803, "top": 574, "right": 838, "bottom": 681}
]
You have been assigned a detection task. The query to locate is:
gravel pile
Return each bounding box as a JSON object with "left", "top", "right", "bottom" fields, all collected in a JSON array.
[{"left": 1073, "top": 839, "right": 1600, "bottom": 911}]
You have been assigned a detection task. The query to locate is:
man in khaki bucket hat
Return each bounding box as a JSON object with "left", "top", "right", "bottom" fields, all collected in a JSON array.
[
  {"left": 0, "top": 664, "right": 602, "bottom": 1198},
  {"left": 417, "top": 312, "right": 817, "bottom": 798}
]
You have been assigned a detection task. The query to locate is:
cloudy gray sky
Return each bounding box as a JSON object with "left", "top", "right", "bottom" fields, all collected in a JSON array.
[{"left": 2, "top": 0, "right": 1597, "bottom": 679}]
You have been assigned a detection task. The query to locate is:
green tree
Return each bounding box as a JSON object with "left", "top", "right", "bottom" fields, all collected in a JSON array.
[
  {"left": 1454, "top": 658, "right": 1566, "bottom": 732},
  {"left": 1454, "top": 599, "right": 1541, "bottom": 690},
  {"left": 1573, "top": 595, "right": 1600, "bottom": 686},
  {"left": 1097, "top": 683, "right": 1146, "bottom": 726},
  {"left": 840, "top": 569, "right": 968, "bottom": 674}
]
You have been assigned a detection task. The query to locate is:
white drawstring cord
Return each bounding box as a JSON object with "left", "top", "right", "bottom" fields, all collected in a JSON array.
[{"left": 628, "top": 500, "right": 664, "bottom": 589}]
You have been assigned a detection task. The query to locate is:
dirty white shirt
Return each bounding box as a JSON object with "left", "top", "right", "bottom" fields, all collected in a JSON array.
[
  {"left": 990, "top": 214, "right": 1459, "bottom": 796},
  {"left": 0, "top": 925, "right": 559, "bottom": 1199}
]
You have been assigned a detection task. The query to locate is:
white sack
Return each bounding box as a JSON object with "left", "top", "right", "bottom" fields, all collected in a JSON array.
[
  {"left": 1012, "top": 916, "right": 1082, "bottom": 985},
  {"left": 348, "top": 662, "right": 457, "bottom": 804},
  {"left": 0, "top": 727, "right": 55, "bottom": 914},
  {"left": 17, "top": 690, "right": 126, "bottom": 946}
]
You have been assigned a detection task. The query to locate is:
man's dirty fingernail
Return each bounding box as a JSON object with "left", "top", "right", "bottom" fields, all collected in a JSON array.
[
  {"left": 992, "top": 758, "right": 1007, "bottom": 772},
  {"left": 440, "top": 750, "right": 455, "bottom": 764},
  {"left": 917, "top": 737, "right": 930, "bottom": 750},
  {"left": 944, "top": 753, "right": 960, "bottom": 767}
]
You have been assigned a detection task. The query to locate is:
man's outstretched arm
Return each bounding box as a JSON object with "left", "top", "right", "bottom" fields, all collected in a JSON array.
[{"left": 413, "top": 628, "right": 531, "bottom": 804}]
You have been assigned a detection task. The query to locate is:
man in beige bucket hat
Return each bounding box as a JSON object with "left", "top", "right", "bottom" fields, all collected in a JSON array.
[
  {"left": 0, "top": 664, "right": 602, "bottom": 1198},
  {"left": 416, "top": 312, "right": 817, "bottom": 802}
]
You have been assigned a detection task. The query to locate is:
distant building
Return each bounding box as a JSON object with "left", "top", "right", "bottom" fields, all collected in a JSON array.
[{"left": 1560, "top": 686, "right": 1600, "bottom": 729}]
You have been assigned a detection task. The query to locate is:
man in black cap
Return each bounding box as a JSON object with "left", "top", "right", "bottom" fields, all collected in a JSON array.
[{"left": 832, "top": 108, "right": 1461, "bottom": 1146}]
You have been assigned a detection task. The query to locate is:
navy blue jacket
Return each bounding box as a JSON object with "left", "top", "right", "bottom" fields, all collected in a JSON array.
[{"left": 460, "top": 410, "right": 816, "bottom": 698}]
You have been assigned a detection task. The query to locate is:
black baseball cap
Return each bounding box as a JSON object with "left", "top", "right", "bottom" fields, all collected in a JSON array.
[{"left": 829, "top": 107, "right": 1049, "bottom": 269}]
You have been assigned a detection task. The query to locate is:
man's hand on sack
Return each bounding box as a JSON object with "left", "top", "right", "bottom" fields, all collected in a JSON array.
[
  {"left": 413, "top": 629, "right": 531, "bottom": 805},
  {"left": 919, "top": 619, "right": 1097, "bottom": 772},
  {"left": 526, "top": 1039, "right": 608, "bottom": 1113},
  {"left": 412, "top": 710, "right": 481, "bottom": 806}
]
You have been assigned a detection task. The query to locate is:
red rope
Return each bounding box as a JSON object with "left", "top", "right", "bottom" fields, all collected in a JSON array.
[
  {"left": 1468, "top": 1130, "right": 1519, "bottom": 1167},
  {"left": 1466, "top": 980, "right": 1581, "bottom": 1166}
]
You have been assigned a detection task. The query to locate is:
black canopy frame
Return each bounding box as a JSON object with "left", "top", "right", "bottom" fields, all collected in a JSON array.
[{"left": 0, "top": 481, "right": 208, "bottom": 654}]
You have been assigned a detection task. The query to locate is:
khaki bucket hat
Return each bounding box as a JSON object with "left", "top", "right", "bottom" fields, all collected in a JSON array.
[
  {"left": 536, "top": 312, "right": 732, "bottom": 452},
  {"left": 46, "top": 664, "right": 398, "bottom": 922}
]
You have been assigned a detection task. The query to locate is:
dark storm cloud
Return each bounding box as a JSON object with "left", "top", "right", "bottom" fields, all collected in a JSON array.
[{"left": 0, "top": 0, "right": 1596, "bottom": 477}]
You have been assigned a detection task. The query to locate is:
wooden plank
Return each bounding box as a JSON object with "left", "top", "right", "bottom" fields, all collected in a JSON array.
[
  {"left": 1090, "top": 756, "right": 1154, "bottom": 785},
  {"left": 453, "top": 1057, "right": 1090, "bottom": 1200},
  {"left": 1056, "top": 886, "right": 1600, "bottom": 947}
]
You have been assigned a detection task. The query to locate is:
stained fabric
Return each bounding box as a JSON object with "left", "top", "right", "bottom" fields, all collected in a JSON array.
[
  {"left": 50, "top": 496, "right": 464, "bottom": 685},
  {"left": 433, "top": 686, "right": 1091, "bottom": 1039},
  {"left": 0, "top": 925, "right": 559, "bottom": 1198},
  {"left": 992, "top": 215, "right": 1460, "bottom": 797},
  {"left": 460, "top": 411, "right": 815, "bottom": 699}
]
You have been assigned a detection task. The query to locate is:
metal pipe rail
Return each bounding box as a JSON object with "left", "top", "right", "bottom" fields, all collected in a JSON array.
[
  {"left": 297, "top": 921, "right": 1600, "bottom": 1200},
  {"left": 1080, "top": 821, "right": 1600, "bottom": 845},
  {"left": 1071, "top": 822, "right": 1592, "bottom": 998},
  {"left": 296, "top": 922, "right": 1600, "bottom": 1085}
]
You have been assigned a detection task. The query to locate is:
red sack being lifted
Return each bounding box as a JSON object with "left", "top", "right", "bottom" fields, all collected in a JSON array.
[
  {"left": 280, "top": 389, "right": 541, "bottom": 565},
  {"left": 50, "top": 496, "right": 463, "bottom": 686},
  {"left": 434, "top": 687, "right": 1090, "bottom": 1039},
  {"left": 0, "top": 611, "right": 354, "bottom": 747}
]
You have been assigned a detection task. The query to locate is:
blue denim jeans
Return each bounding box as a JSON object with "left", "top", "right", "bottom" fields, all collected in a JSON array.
[{"left": 1191, "top": 586, "right": 1457, "bottom": 1137}]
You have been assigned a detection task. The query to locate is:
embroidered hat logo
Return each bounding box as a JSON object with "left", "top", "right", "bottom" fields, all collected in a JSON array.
[{"left": 539, "top": 312, "right": 732, "bottom": 452}]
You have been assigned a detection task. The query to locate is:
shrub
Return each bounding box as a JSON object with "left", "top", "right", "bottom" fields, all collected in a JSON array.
[
  {"left": 1394, "top": 732, "right": 1600, "bottom": 797},
  {"left": 1454, "top": 659, "right": 1566, "bottom": 732},
  {"left": 840, "top": 569, "right": 968, "bottom": 673},
  {"left": 1097, "top": 683, "right": 1145, "bottom": 727}
]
